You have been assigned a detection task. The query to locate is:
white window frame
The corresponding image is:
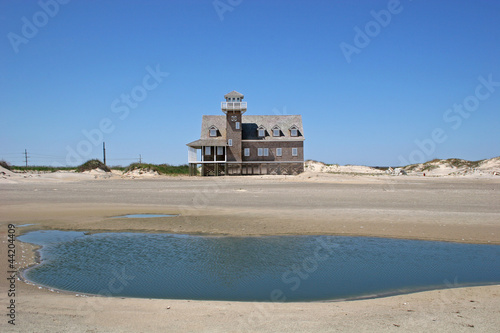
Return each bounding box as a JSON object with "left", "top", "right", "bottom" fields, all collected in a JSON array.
[
  {"left": 258, "top": 148, "right": 263, "bottom": 156},
  {"left": 264, "top": 148, "right": 269, "bottom": 156},
  {"left": 273, "top": 129, "right": 280, "bottom": 137},
  {"left": 228, "top": 139, "right": 233, "bottom": 146},
  {"left": 217, "top": 146, "right": 224, "bottom": 155},
  {"left": 244, "top": 148, "right": 250, "bottom": 156},
  {"left": 291, "top": 129, "right": 298, "bottom": 137},
  {"left": 236, "top": 122, "right": 240, "bottom": 130},
  {"left": 210, "top": 129, "right": 217, "bottom": 137},
  {"left": 258, "top": 129, "right": 265, "bottom": 137},
  {"left": 292, "top": 148, "right": 298, "bottom": 156},
  {"left": 205, "top": 147, "right": 211, "bottom": 155},
  {"left": 276, "top": 148, "right": 282, "bottom": 157}
]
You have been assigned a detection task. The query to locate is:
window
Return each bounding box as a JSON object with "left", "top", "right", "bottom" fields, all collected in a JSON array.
[
  {"left": 276, "top": 148, "right": 282, "bottom": 157},
  {"left": 205, "top": 147, "right": 211, "bottom": 155},
  {"left": 217, "top": 146, "right": 224, "bottom": 155},
  {"left": 292, "top": 148, "right": 298, "bottom": 156},
  {"left": 228, "top": 139, "right": 233, "bottom": 146},
  {"left": 272, "top": 126, "right": 281, "bottom": 137},
  {"left": 258, "top": 148, "right": 269, "bottom": 156},
  {"left": 258, "top": 129, "right": 265, "bottom": 137},
  {"left": 236, "top": 122, "right": 240, "bottom": 130},
  {"left": 291, "top": 129, "right": 298, "bottom": 137},
  {"left": 244, "top": 148, "right": 250, "bottom": 156}
]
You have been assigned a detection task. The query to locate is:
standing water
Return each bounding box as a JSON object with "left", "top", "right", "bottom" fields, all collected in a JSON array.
[{"left": 18, "top": 231, "right": 500, "bottom": 301}]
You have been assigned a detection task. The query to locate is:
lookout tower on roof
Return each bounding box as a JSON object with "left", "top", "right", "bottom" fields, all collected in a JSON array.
[
  {"left": 222, "top": 91, "right": 245, "bottom": 163},
  {"left": 221, "top": 90, "right": 247, "bottom": 113}
]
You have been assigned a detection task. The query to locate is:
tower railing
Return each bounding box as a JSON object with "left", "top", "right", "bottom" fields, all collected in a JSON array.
[{"left": 221, "top": 101, "right": 247, "bottom": 111}]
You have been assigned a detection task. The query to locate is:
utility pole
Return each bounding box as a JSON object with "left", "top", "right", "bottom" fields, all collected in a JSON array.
[
  {"left": 24, "top": 149, "right": 28, "bottom": 167},
  {"left": 103, "top": 142, "right": 106, "bottom": 166},
  {"left": 139, "top": 154, "right": 142, "bottom": 164}
]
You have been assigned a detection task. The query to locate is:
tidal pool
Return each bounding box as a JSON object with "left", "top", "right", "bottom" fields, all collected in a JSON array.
[{"left": 18, "top": 231, "right": 500, "bottom": 302}]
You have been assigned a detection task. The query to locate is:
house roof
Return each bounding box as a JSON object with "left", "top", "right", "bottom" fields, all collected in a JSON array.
[
  {"left": 224, "top": 90, "right": 244, "bottom": 99},
  {"left": 199, "top": 115, "right": 227, "bottom": 139},
  {"left": 193, "top": 115, "right": 304, "bottom": 143},
  {"left": 242, "top": 115, "right": 304, "bottom": 141},
  {"left": 186, "top": 139, "right": 227, "bottom": 148}
]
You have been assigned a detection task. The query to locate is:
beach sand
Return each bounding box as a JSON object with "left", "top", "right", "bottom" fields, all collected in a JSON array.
[{"left": 1, "top": 172, "right": 499, "bottom": 332}]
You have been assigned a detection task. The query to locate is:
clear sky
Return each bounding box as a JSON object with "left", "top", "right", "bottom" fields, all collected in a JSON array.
[{"left": 1, "top": 0, "right": 499, "bottom": 167}]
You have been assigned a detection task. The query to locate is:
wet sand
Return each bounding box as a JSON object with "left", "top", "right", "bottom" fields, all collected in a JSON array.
[{"left": 1, "top": 174, "right": 499, "bottom": 332}]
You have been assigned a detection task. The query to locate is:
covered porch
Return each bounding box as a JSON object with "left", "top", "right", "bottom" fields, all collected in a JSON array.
[{"left": 186, "top": 139, "right": 227, "bottom": 176}]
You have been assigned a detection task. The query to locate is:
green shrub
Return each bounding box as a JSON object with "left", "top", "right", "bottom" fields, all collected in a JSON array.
[
  {"left": 124, "top": 163, "right": 189, "bottom": 175},
  {"left": 0, "top": 160, "right": 11, "bottom": 170},
  {"left": 7, "top": 164, "right": 75, "bottom": 173},
  {"left": 76, "top": 159, "right": 111, "bottom": 173}
]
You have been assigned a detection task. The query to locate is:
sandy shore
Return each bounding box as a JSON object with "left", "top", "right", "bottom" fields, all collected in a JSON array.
[{"left": 1, "top": 174, "right": 499, "bottom": 332}]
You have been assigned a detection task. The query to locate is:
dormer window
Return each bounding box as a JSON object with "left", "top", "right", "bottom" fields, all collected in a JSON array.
[
  {"left": 272, "top": 125, "right": 281, "bottom": 137},
  {"left": 209, "top": 126, "right": 218, "bottom": 137},
  {"left": 289, "top": 125, "right": 299, "bottom": 137},
  {"left": 257, "top": 125, "right": 266, "bottom": 138}
]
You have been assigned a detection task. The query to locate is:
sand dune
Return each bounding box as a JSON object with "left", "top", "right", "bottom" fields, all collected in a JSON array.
[
  {"left": 2, "top": 156, "right": 499, "bottom": 185},
  {"left": 305, "top": 157, "right": 500, "bottom": 178}
]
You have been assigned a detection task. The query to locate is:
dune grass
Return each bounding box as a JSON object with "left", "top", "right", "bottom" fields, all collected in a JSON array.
[
  {"left": 1, "top": 160, "right": 74, "bottom": 173},
  {"left": 1, "top": 159, "right": 189, "bottom": 175},
  {"left": 123, "top": 163, "right": 189, "bottom": 175},
  {"left": 76, "top": 159, "right": 111, "bottom": 173},
  {"left": 0, "top": 160, "right": 12, "bottom": 170}
]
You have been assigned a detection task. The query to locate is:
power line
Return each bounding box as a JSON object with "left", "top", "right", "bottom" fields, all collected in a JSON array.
[
  {"left": 29, "top": 153, "right": 66, "bottom": 159},
  {"left": 2, "top": 149, "right": 146, "bottom": 166}
]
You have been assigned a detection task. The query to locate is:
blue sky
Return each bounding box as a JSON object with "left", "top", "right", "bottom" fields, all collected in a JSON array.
[{"left": 1, "top": 0, "right": 499, "bottom": 167}]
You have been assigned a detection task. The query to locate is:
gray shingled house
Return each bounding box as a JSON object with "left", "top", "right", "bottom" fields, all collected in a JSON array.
[{"left": 187, "top": 91, "right": 305, "bottom": 176}]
